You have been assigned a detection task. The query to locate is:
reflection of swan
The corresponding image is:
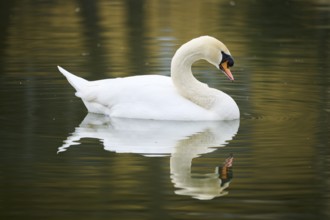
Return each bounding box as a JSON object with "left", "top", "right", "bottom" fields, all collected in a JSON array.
[
  {"left": 59, "top": 113, "right": 239, "bottom": 200},
  {"left": 58, "top": 36, "right": 239, "bottom": 120},
  {"left": 172, "top": 151, "right": 234, "bottom": 200}
]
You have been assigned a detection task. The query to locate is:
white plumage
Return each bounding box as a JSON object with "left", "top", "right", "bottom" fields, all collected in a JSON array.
[{"left": 58, "top": 36, "right": 240, "bottom": 120}]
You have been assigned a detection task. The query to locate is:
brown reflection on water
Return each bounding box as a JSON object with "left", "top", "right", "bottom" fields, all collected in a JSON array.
[{"left": 0, "top": 0, "right": 330, "bottom": 219}]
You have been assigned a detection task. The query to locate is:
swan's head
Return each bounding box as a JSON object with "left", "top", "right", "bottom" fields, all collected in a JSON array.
[{"left": 189, "top": 36, "right": 235, "bottom": 81}]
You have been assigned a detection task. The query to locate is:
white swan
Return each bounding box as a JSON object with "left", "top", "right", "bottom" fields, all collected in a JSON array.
[{"left": 58, "top": 36, "right": 239, "bottom": 120}]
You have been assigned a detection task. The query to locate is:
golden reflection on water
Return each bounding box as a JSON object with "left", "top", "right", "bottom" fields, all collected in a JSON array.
[{"left": 1, "top": 0, "right": 330, "bottom": 219}]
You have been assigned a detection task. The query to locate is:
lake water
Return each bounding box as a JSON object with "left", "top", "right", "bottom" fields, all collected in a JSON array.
[{"left": 1, "top": 0, "right": 330, "bottom": 219}]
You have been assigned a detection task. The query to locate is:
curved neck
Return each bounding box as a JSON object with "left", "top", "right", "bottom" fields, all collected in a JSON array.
[{"left": 171, "top": 43, "right": 215, "bottom": 109}]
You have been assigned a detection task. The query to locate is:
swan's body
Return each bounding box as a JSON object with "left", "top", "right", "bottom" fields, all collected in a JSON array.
[{"left": 58, "top": 36, "right": 240, "bottom": 120}]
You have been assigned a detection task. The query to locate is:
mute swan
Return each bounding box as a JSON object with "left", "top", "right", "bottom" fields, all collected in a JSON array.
[{"left": 58, "top": 36, "right": 239, "bottom": 120}]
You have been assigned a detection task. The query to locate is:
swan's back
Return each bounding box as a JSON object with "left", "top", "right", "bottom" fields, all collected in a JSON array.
[
  {"left": 84, "top": 75, "right": 218, "bottom": 120},
  {"left": 58, "top": 66, "right": 221, "bottom": 120}
]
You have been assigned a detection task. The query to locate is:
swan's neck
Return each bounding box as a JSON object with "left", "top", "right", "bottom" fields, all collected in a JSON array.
[{"left": 171, "top": 44, "right": 216, "bottom": 109}]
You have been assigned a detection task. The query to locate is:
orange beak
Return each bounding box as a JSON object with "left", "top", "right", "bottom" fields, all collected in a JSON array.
[{"left": 220, "top": 61, "right": 234, "bottom": 81}]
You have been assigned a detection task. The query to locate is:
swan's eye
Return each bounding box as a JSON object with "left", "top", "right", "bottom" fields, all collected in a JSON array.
[{"left": 221, "top": 51, "right": 234, "bottom": 67}]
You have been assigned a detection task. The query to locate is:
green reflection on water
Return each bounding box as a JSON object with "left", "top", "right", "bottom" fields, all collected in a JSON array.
[{"left": 0, "top": 0, "right": 329, "bottom": 219}]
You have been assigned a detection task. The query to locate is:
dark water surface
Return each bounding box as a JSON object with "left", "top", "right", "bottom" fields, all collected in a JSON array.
[{"left": 1, "top": 0, "right": 330, "bottom": 219}]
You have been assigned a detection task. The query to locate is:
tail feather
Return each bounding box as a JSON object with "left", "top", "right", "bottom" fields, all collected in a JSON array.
[{"left": 57, "top": 66, "right": 89, "bottom": 92}]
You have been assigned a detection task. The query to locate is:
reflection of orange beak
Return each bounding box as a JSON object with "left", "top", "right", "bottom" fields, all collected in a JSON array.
[{"left": 220, "top": 61, "right": 234, "bottom": 81}]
